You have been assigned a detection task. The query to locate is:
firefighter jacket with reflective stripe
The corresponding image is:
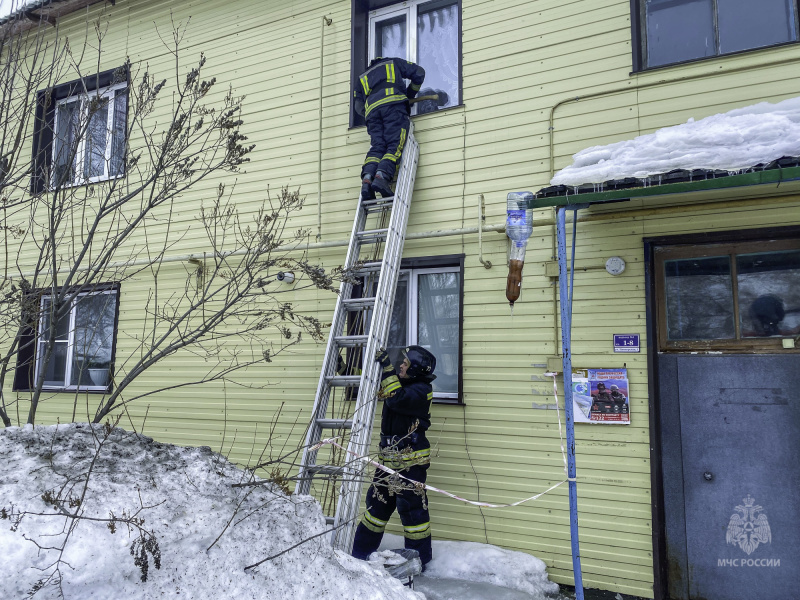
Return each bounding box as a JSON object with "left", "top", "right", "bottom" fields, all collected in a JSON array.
[
  {"left": 354, "top": 57, "right": 425, "bottom": 119},
  {"left": 378, "top": 361, "right": 434, "bottom": 450}
]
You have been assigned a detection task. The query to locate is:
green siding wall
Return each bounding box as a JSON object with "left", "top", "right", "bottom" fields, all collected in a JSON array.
[{"left": 8, "top": 0, "right": 800, "bottom": 597}]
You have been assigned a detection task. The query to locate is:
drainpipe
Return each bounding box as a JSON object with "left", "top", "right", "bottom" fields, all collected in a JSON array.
[
  {"left": 477, "top": 194, "right": 492, "bottom": 269},
  {"left": 317, "top": 15, "right": 332, "bottom": 241},
  {"left": 556, "top": 206, "right": 585, "bottom": 600}
]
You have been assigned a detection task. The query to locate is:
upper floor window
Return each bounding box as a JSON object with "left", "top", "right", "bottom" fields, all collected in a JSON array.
[
  {"left": 53, "top": 83, "right": 127, "bottom": 188},
  {"left": 31, "top": 65, "right": 129, "bottom": 193},
  {"left": 637, "top": 0, "right": 799, "bottom": 69},
  {"left": 351, "top": 0, "right": 461, "bottom": 125}
]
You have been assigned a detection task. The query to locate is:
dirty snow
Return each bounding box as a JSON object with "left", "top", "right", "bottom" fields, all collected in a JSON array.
[
  {"left": 1, "top": 424, "right": 564, "bottom": 600},
  {"left": 379, "top": 533, "right": 562, "bottom": 600},
  {"left": 551, "top": 96, "right": 800, "bottom": 186},
  {"left": 0, "top": 424, "right": 422, "bottom": 600}
]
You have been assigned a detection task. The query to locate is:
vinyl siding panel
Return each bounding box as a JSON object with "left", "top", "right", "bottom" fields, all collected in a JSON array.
[{"left": 8, "top": 0, "right": 800, "bottom": 598}]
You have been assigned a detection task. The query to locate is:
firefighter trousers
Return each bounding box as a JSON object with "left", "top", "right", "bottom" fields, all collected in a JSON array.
[
  {"left": 361, "top": 102, "right": 410, "bottom": 181},
  {"left": 351, "top": 461, "right": 432, "bottom": 564}
]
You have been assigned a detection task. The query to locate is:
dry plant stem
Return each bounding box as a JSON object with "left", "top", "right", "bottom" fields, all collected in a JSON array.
[{"left": 0, "top": 16, "right": 339, "bottom": 428}]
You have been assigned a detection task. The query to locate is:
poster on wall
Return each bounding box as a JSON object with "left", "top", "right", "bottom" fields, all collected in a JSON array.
[{"left": 571, "top": 368, "right": 630, "bottom": 424}]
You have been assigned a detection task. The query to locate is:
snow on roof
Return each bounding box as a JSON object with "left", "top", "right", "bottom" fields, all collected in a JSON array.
[{"left": 551, "top": 96, "right": 800, "bottom": 187}]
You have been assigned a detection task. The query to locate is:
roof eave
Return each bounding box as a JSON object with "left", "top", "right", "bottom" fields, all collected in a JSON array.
[{"left": 526, "top": 166, "right": 800, "bottom": 210}]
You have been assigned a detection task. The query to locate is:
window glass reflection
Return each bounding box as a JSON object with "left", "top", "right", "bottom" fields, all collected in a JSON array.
[
  {"left": 417, "top": 271, "right": 459, "bottom": 395},
  {"left": 737, "top": 250, "right": 800, "bottom": 337},
  {"left": 83, "top": 96, "right": 109, "bottom": 179},
  {"left": 416, "top": 2, "right": 459, "bottom": 114},
  {"left": 375, "top": 15, "right": 407, "bottom": 59},
  {"left": 70, "top": 293, "right": 116, "bottom": 387},
  {"left": 387, "top": 275, "right": 409, "bottom": 367},
  {"left": 665, "top": 256, "right": 735, "bottom": 340},
  {"left": 717, "top": 0, "right": 796, "bottom": 54},
  {"left": 645, "top": 0, "right": 715, "bottom": 67}
]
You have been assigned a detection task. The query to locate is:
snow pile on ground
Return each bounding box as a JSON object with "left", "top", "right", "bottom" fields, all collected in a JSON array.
[
  {"left": 0, "top": 424, "right": 422, "bottom": 600},
  {"left": 380, "top": 533, "right": 562, "bottom": 600},
  {"left": 551, "top": 96, "right": 800, "bottom": 186}
]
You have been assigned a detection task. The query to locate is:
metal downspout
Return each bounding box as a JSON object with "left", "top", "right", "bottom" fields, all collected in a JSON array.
[
  {"left": 317, "top": 15, "right": 332, "bottom": 240},
  {"left": 556, "top": 206, "right": 584, "bottom": 599}
]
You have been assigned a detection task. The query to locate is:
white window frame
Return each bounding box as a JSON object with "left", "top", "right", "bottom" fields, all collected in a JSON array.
[
  {"left": 52, "top": 81, "right": 127, "bottom": 188},
  {"left": 396, "top": 265, "right": 461, "bottom": 401},
  {"left": 35, "top": 289, "right": 117, "bottom": 391},
  {"left": 368, "top": 0, "right": 460, "bottom": 114}
]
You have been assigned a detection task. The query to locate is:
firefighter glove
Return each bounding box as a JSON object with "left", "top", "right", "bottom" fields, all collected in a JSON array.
[{"left": 375, "top": 348, "right": 391, "bottom": 368}]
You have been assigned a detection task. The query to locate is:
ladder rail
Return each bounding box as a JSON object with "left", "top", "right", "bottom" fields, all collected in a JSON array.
[
  {"left": 294, "top": 123, "right": 420, "bottom": 555},
  {"left": 331, "top": 132, "right": 420, "bottom": 552}
]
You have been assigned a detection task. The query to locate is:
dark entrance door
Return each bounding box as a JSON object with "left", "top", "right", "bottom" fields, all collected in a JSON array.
[
  {"left": 651, "top": 235, "right": 800, "bottom": 600},
  {"left": 658, "top": 354, "right": 799, "bottom": 600}
]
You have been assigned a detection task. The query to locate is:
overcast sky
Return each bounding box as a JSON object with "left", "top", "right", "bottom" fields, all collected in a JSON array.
[{"left": 0, "top": 1, "right": 29, "bottom": 19}]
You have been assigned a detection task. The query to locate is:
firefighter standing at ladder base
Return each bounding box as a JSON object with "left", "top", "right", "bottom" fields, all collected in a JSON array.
[
  {"left": 354, "top": 57, "right": 425, "bottom": 199},
  {"left": 351, "top": 346, "right": 437, "bottom": 566}
]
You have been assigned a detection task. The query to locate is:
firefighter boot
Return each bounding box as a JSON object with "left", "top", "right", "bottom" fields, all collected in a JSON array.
[
  {"left": 361, "top": 175, "right": 376, "bottom": 201},
  {"left": 371, "top": 171, "right": 393, "bottom": 198}
]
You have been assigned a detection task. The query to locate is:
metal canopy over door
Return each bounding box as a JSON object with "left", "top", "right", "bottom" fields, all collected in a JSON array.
[{"left": 651, "top": 233, "right": 800, "bottom": 600}]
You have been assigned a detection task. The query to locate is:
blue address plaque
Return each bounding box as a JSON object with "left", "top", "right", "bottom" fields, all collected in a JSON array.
[{"left": 613, "top": 334, "right": 640, "bottom": 353}]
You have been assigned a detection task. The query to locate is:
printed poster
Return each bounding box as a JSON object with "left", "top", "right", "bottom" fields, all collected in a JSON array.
[{"left": 571, "top": 368, "right": 630, "bottom": 424}]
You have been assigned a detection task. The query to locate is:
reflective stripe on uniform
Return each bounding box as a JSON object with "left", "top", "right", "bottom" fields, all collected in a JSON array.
[
  {"left": 410, "top": 82, "right": 421, "bottom": 91},
  {"left": 393, "top": 128, "right": 407, "bottom": 158},
  {"left": 361, "top": 510, "right": 388, "bottom": 533},
  {"left": 380, "top": 447, "right": 431, "bottom": 468},
  {"left": 385, "top": 87, "right": 394, "bottom": 96},
  {"left": 360, "top": 75, "right": 371, "bottom": 95},
  {"left": 381, "top": 153, "right": 398, "bottom": 163},
  {"left": 364, "top": 94, "right": 408, "bottom": 118},
  {"left": 363, "top": 156, "right": 381, "bottom": 164},
  {"left": 381, "top": 375, "right": 401, "bottom": 394},
  {"left": 403, "top": 521, "right": 431, "bottom": 540},
  {"left": 386, "top": 62, "right": 396, "bottom": 83}
]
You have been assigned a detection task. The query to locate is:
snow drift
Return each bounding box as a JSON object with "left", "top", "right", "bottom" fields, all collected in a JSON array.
[{"left": 0, "top": 424, "right": 421, "bottom": 600}]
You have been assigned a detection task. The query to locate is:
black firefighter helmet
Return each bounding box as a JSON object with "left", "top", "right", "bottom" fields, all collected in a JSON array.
[{"left": 403, "top": 345, "right": 436, "bottom": 379}]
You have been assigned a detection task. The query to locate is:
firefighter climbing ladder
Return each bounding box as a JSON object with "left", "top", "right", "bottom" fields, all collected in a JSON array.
[{"left": 296, "top": 123, "right": 420, "bottom": 553}]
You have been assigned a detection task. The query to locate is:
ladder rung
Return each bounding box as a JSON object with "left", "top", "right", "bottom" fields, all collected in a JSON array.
[
  {"left": 342, "top": 297, "right": 376, "bottom": 310},
  {"left": 356, "top": 228, "right": 388, "bottom": 243},
  {"left": 317, "top": 418, "right": 353, "bottom": 429},
  {"left": 362, "top": 197, "right": 394, "bottom": 212},
  {"left": 352, "top": 261, "right": 383, "bottom": 276},
  {"left": 308, "top": 464, "right": 345, "bottom": 476},
  {"left": 334, "top": 335, "right": 369, "bottom": 347},
  {"left": 325, "top": 375, "right": 361, "bottom": 387}
]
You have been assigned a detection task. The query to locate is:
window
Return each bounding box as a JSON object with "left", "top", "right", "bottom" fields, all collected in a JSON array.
[
  {"left": 31, "top": 66, "right": 129, "bottom": 193},
  {"left": 347, "top": 256, "right": 463, "bottom": 402},
  {"left": 386, "top": 260, "right": 463, "bottom": 401},
  {"left": 53, "top": 83, "right": 127, "bottom": 187},
  {"left": 634, "top": 0, "right": 799, "bottom": 69},
  {"left": 351, "top": 0, "right": 461, "bottom": 125},
  {"left": 14, "top": 286, "right": 119, "bottom": 392},
  {"left": 654, "top": 239, "right": 800, "bottom": 351}
]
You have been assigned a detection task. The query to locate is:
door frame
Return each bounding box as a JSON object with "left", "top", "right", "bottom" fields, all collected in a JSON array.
[{"left": 643, "top": 224, "right": 800, "bottom": 600}]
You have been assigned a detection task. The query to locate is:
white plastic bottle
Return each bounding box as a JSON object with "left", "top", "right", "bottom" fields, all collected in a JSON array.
[{"left": 505, "top": 191, "right": 534, "bottom": 306}]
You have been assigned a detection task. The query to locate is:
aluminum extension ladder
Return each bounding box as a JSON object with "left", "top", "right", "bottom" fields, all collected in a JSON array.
[{"left": 296, "top": 123, "right": 420, "bottom": 553}]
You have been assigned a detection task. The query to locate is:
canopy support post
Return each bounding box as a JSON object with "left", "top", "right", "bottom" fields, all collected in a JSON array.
[{"left": 556, "top": 206, "right": 585, "bottom": 599}]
